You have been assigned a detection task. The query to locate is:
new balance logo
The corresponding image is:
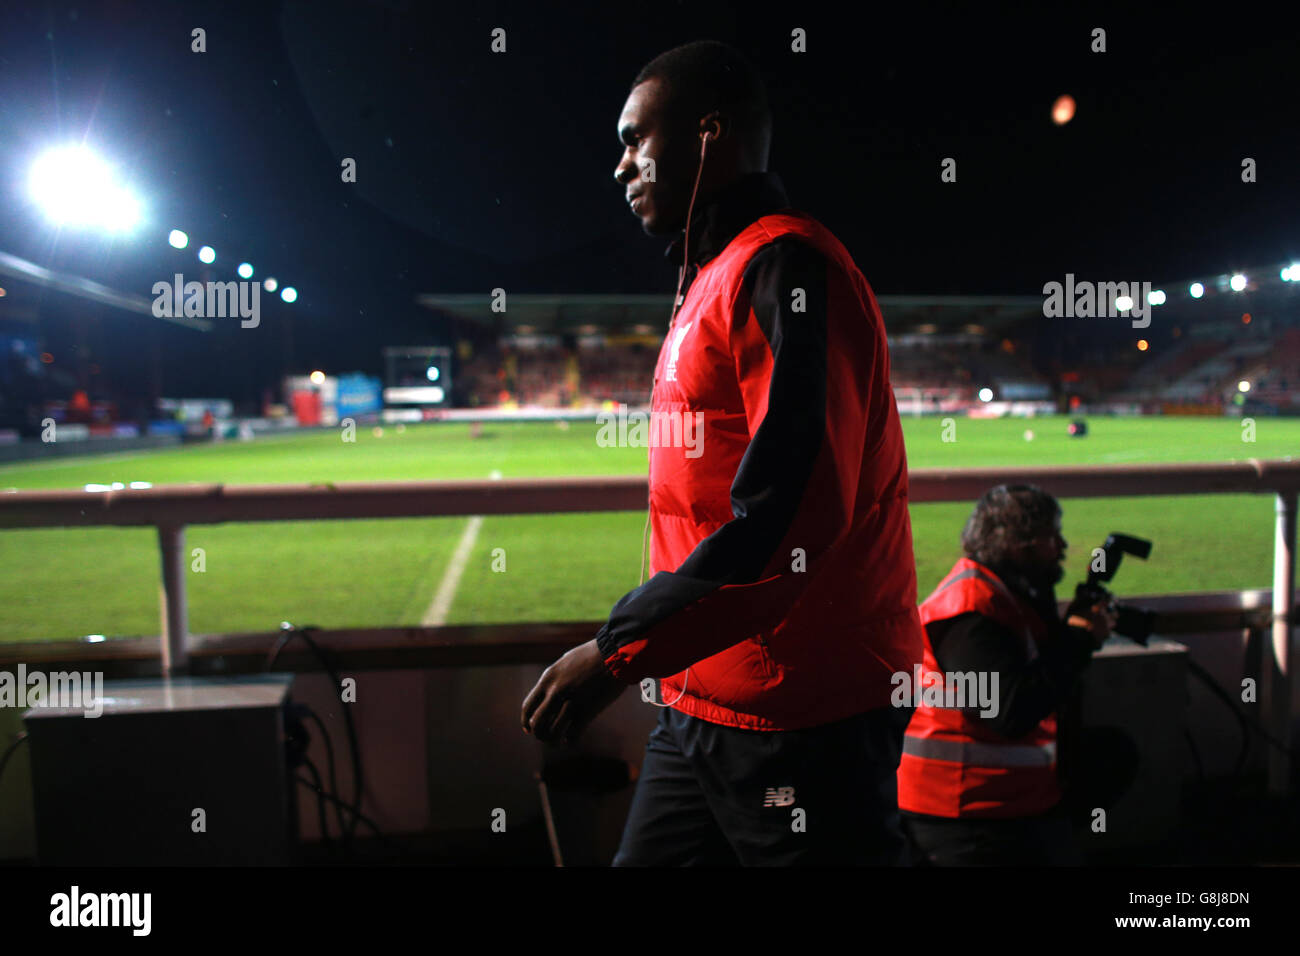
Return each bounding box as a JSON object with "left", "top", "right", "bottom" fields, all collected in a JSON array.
[
  {"left": 665, "top": 321, "right": 693, "bottom": 382},
  {"left": 763, "top": 786, "right": 795, "bottom": 807}
]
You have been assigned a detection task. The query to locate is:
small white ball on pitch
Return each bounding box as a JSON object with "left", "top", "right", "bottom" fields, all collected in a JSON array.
[
  {"left": 373, "top": 426, "right": 384, "bottom": 438},
  {"left": 1024, "top": 429, "right": 1035, "bottom": 441}
]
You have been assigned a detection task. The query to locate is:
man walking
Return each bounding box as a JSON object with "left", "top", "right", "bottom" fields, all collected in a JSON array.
[{"left": 522, "top": 40, "right": 923, "bottom": 865}]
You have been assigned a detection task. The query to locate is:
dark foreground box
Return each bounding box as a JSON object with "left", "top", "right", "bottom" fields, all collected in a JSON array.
[{"left": 24, "top": 673, "right": 296, "bottom": 866}]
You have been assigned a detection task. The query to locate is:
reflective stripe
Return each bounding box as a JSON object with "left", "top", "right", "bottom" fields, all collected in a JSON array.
[
  {"left": 903, "top": 735, "right": 1057, "bottom": 768},
  {"left": 933, "top": 565, "right": 1017, "bottom": 605},
  {"left": 931, "top": 567, "right": 980, "bottom": 596}
]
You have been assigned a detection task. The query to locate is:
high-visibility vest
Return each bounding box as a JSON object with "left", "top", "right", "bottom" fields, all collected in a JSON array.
[{"left": 896, "top": 557, "right": 1062, "bottom": 818}]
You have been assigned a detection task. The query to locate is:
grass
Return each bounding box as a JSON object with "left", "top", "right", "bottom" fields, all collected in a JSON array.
[{"left": 0, "top": 415, "right": 1294, "bottom": 642}]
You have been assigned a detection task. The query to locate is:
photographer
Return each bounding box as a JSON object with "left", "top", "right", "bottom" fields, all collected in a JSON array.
[{"left": 897, "top": 484, "right": 1116, "bottom": 865}]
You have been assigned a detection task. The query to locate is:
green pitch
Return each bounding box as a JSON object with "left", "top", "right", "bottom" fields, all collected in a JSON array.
[{"left": 0, "top": 415, "right": 1295, "bottom": 643}]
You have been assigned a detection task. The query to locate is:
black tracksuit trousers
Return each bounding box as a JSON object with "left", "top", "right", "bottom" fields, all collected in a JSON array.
[{"left": 612, "top": 703, "right": 913, "bottom": 866}]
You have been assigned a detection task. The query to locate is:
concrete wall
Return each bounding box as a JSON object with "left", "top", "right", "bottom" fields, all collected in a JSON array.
[
  {"left": 284, "top": 664, "right": 657, "bottom": 851},
  {"left": 0, "top": 623, "right": 1275, "bottom": 863}
]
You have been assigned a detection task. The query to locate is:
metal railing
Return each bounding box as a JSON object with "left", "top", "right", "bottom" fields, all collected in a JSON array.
[{"left": 1, "top": 460, "right": 1297, "bottom": 786}]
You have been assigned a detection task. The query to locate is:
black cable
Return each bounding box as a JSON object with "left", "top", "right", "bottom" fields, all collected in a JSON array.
[
  {"left": 1185, "top": 656, "right": 1299, "bottom": 770},
  {"left": 301, "top": 705, "right": 348, "bottom": 843},
  {"left": 276, "top": 626, "right": 363, "bottom": 839},
  {"left": 295, "top": 774, "right": 405, "bottom": 856},
  {"left": 0, "top": 733, "right": 29, "bottom": 788},
  {"left": 269, "top": 623, "right": 365, "bottom": 842},
  {"left": 1186, "top": 659, "right": 1251, "bottom": 776},
  {"left": 301, "top": 756, "right": 334, "bottom": 855}
]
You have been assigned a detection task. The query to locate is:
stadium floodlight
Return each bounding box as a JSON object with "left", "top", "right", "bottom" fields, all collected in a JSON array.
[
  {"left": 28, "top": 145, "right": 143, "bottom": 233},
  {"left": 1238, "top": 380, "right": 1251, "bottom": 393},
  {"left": 1230, "top": 273, "right": 1247, "bottom": 292},
  {"left": 264, "top": 277, "right": 278, "bottom": 292},
  {"left": 309, "top": 370, "right": 325, "bottom": 385},
  {"left": 1148, "top": 289, "right": 1166, "bottom": 305},
  {"left": 1115, "top": 295, "right": 1134, "bottom": 312},
  {"left": 426, "top": 366, "right": 440, "bottom": 382},
  {"left": 280, "top": 286, "right": 298, "bottom": 303},
  {"left": 198, "top": 245, "right": 216, "bottom": 264},
  {"left": 978, "top": 387, "right": 994, "bottom": 402},
  {"left": 1190, "top": 282, "right": 1204, "bottom": 298},
  {"left": 237, "top": 262, "right": 254, "bottom": 279},
  {"left": 1282, "top": 264, "right": 1299, "bottom": 281},
  {"left": 168, "top": 229, "right": 189, "bottom": 249}
]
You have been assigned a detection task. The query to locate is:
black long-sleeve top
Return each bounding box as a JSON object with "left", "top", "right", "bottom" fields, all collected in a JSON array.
[{"left": 925, "top": 565, "right": 1096, "bottom": 739}]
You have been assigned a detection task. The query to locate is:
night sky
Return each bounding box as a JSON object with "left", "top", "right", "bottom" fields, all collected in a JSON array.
[{"left": 0, "top": 0, "right": 1296, "bottom": 402}]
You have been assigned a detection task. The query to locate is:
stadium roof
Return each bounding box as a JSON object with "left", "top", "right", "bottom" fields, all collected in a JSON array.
[
  {"left": 419, "top": 261, "right": 1300, "bottom": 340},
  {"left": 415, "top": 293, "right": 1045, "bottom": 338},
  {"left": 0, "top": 249, "right": 211, "bottom": 331}
]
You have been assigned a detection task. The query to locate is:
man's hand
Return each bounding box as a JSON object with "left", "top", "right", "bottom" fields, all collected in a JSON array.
[
  {"left": 521, "top": 638, "right": 627, "bottom": 744},
  {"left": 1066, "top": 597, "right": 1118, "bottom": 649}
]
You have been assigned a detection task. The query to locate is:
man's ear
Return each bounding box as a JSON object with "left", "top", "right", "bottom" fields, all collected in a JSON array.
[{"left": 699, "top": 111, "right": 724, "bottom": 143}]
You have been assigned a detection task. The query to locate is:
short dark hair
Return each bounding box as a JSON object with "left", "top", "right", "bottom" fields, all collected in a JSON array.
[
  {"left": 960, "top": 484, "right": 1061, "bottom": 568},
  {"left": 632, "top": 40, "right": 771, "bottom": 163}
]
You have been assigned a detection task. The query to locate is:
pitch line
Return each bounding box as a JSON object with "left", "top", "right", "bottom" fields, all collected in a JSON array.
[
  {"left": 421, "top": 470, "right": 499, "bottom": 626},
  {"left": 422, "top": 516, "right": 484, "bottom": 625}
]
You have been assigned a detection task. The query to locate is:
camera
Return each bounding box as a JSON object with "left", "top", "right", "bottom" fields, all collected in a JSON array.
[{"left": 1073, "top": 533, "right": 1159, "bottom": 644}]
